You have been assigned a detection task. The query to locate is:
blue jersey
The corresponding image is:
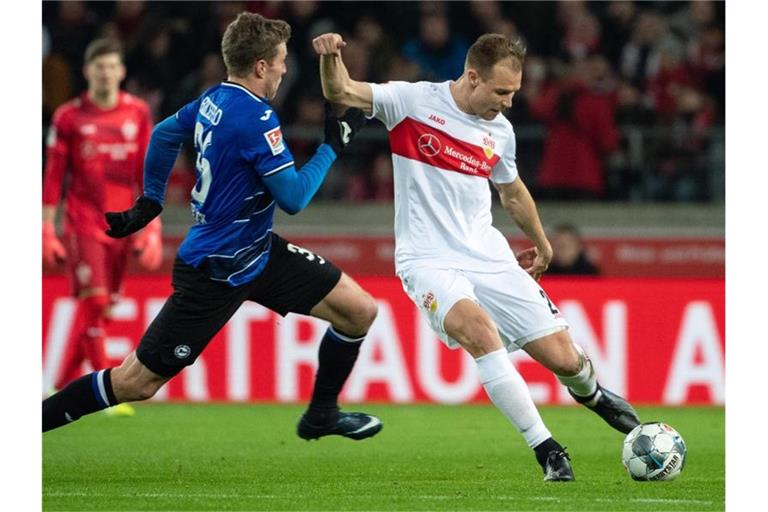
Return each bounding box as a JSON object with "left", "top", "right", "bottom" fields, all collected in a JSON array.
[{"left": 174, "top": 82, "right": 294, "bottom": 285}]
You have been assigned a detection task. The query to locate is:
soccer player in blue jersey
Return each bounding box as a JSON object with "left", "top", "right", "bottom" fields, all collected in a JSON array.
[{"left": 43, "top": 12, "right": 383, "bottom": 441}]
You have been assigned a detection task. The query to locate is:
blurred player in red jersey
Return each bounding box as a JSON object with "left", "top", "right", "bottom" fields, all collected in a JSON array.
[{"left": 43, "top": 39, "right": 162, "bottom": 416}]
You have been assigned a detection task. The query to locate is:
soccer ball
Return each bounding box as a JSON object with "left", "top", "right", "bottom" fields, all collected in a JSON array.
[{"left": 622, "top": 422, "right": 687, "bottom": 481}]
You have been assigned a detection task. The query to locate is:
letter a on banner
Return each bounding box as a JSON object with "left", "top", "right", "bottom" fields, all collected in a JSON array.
[
  {"left": 663, "top": 301, "right": 724, "bottom": 404},
  {"left": 344, "top": 301, "right": 414, "bottom": 402}
]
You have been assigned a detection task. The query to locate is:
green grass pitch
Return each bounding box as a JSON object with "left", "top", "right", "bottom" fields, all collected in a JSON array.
[{"left": 43, "top": 404, "right": 724, "bottom": 511}]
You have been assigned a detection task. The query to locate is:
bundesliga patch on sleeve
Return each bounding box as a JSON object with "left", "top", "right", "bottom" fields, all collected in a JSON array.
[{"left": 264, "top": 126, "right": 285, "bottom": 156}]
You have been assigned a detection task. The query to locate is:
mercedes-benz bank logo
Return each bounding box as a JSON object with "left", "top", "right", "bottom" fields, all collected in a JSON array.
[{"left": 417, "top": 133, "right": 441, "bottom": 157}]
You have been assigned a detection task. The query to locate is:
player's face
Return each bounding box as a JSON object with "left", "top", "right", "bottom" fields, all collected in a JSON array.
[
  {"left": 83, "top": 53, "right": 125, "bottom": 95},
  {"left": 469, "top": 61, "right": 522, "bottom": 120},
  {"left": 263, "top": 43, "right": 288, "bottom": 100}
]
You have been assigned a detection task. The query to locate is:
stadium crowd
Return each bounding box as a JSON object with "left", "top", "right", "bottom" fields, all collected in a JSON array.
[{"left": 43, "top": 0, "right": 725, "bottom": 203}]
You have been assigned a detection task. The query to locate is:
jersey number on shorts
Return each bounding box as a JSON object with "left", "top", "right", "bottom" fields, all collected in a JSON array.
[
  {"left": 191, "top": 121, "right": 213, "bottom": 209},
  {"left": 539, "top": 289, "right": 560, "bottom": 315},
  {"left": 287, "top": 243, "right": 325, "bottom": 264}
]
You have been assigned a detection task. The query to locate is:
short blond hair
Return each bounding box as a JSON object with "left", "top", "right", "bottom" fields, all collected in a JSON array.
[
  {"left": 465, "top": 33, "right": 526, "bottom": 78},
  {"left": 221, "top": 12, "right": 291, "bottom": 77}
]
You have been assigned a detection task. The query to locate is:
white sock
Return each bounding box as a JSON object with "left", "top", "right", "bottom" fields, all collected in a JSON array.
[
  {"left": 556, "top": 345, "right": 598, "bottom": 400},
  {"left": 475, "top": 349, "right": 551, "bottom": 448}
]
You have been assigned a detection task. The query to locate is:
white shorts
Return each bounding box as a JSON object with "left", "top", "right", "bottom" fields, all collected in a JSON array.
[{"left": 398, "top": 263, "right": 569, "bottom": 352}]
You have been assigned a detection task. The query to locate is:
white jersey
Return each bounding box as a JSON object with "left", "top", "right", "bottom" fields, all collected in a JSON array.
[{"left": 370, "top": 80, "right": 520, "bottom": 273}]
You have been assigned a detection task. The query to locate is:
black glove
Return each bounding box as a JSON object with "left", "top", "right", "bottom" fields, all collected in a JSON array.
[
  {"left": 105, "top": 196, "right": 163, "bottom": 238},
  {"left": 323, "top": 102, "right": 367, "bottom": 155}
]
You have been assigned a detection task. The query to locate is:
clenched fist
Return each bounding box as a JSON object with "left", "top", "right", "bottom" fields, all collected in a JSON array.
[{"left": 312, "top": 33, "right": 346, "bottom": 56}]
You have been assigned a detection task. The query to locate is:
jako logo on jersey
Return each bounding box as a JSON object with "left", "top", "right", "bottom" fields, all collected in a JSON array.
[
  {"left": 340, "top": 121, "right": 351, "bottom": 144},
  {"left": 174, "top": 345, "right": 191, "bottom": 359},
  {"left": 428, "top": 113, "right": 446, "bottom": 125},
  {"left": 200, "top": 97, "right": 223, "bottom": 125},
  {"left": 260, "top": 109, "right": 273, "bottom": 121},
  {"left": 417, "top": 133, "right": 441, "bottom": 157},
  {"left": 264, "top": 127, "right": 285, "bottom": 155}
]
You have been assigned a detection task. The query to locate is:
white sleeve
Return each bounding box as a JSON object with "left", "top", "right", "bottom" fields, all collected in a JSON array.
[
  {"left": 369, "top": 81, "right": 425, "bottom": 131},
  {"left": 490, "top": 127, "right": 519, "bottom": 184}
]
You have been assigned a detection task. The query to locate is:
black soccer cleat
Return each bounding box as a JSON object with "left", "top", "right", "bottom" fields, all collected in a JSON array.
[
  {"left": 569, "top": 384, "right": 641, "bottom": 434},
  {"left": 542, "top": 448, "right": 575, "bottom": 482},
  {"left": 297, "top": 411, "right": 383, "bottom": 441}
]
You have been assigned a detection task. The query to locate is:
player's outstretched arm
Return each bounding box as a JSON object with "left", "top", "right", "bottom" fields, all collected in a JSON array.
[
  {"left": 264, "top": 105, "right": 367, "bottom": 215},
  {"left": 313, "top": 33, "right": 373, "bottom": 114},
  {"left": 105, "top": 115, "right": 189, "bottom": 238},
  {"left": 494, "top": 179, "right": 553, "bottom": 281}
]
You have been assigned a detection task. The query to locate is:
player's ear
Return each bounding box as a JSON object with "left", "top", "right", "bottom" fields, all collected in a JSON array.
[
  {"left": 254, "top": 59, "right": 267, "bottom": 79},
  {"left": 467, "top": 69, "right": 480, "bottom": 88}
]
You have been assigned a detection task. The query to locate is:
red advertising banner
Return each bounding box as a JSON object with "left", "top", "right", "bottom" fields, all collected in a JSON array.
[
  {"left": 43, "top": 236, "right": 724, "bottom": 278},
  {"left": 43, "top": 276, "right": 724, "bottom": 405}
]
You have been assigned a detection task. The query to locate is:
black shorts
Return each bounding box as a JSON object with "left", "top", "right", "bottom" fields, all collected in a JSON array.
[{"left": 136, "top": 233, "right": 342, "bottom": 377}]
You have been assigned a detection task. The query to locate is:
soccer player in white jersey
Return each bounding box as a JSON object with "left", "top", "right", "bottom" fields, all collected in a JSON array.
[{"left": 312, "top": 32, "right": 641, "bottom": 481}]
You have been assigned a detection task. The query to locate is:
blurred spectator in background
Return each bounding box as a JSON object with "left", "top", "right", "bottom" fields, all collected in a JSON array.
[
  {"left": 687, "top": 24, "right": 724, "bottom": 122},
  {"left": 354, "top": 15, "right": 398, "bottom": 83},
  {"left": 599, "top": 1, "right": 638, "bottom": 70},
  {"left": 345, "top": 152, "right": 395, "bottom": 203},
  {"left": 558, "top": 9, "right": 602, "bottom": 62},
  {"left": 384, "top": 54, "right": 423, "bottom": 83},
  {"left": 167, "top": 52, "right": 227, "bottom": 115},
  {"left": 530, "top": 56, "right": 620, "bottom": 200},
  {"left": 125, "top": 23, "right": 179, "bottom": 117},
  {"left": 43, "top": 25, "right": 73, "bottom": 125},
  {"left": 547, "top": 223, "right": 599, "bottom": 275},
  {"left": 649, "top": 84, "right": 715, "bottom": 202},
  {"left": 402, "top": 8, "right": 468, "bottom": 81},
  {"left": 619, "top": 11, "right": 681, "bottom": 90},
  {"left": 647, "top": 41, "right": 696, "bottom": 121},
  {"left": 47, "top": 1, "right": 99, "bottom": 92},
  {"left": 112, "top": 0, "right": 148, "bottom": 53},
  {"left": 669, "top": 0, "right": 718, "bottom": 43}
]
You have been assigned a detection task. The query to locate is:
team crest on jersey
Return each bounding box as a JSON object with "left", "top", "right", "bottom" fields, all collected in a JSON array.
[
  {"left": 422, "top": 292, "right": 438, "bottom": 314},
  {"left": 482, "top": 135, "right": 496, "bottom": 159},
  {"left": 121, "top": 120, "right": 138, "bottom": 141},
  {"left": 80, "top": 141, "right": 97, "bottom": 159},
  {"left": 264, "top": 126, "right": 285, "bottom": 156}
]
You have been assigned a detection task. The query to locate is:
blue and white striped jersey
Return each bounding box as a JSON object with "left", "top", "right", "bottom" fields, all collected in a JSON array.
[{"left": 174, "top": 81, "right": 294, "bottom": 286}]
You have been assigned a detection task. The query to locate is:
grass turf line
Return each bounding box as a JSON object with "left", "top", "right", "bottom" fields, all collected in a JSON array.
[{"left": 43, "top": 404, "right": 724, "bottom": 511}]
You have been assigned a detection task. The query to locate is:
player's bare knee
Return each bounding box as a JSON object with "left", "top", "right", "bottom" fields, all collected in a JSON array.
[
  {"left": 454, "top": 318, "right": 501, "bottom": 357},
  {"left": 551, "top": 355, "right": 582, "bottom": 377},
  {"left": 356, "top": 293, "right": 378, "bottom": 329},
  {"left": 343, "top": 292, "right": 378, "bottom": 334}
]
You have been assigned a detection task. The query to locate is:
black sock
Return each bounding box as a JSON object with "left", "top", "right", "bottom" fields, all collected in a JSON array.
[
  {"left": 533, "top": 437, "right": 563, "bottom": 468},
  {"left": 306, "top": 327, "right": 365, "bottom": 425},
  {"left": 43, "top": 369, "right": 117, "bottom": 432}
]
